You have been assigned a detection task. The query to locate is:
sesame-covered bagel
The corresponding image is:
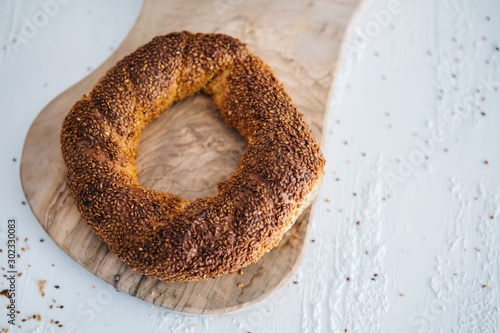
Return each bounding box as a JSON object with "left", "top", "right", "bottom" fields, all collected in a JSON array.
[{"left": 60, "top": 31, "right": 325, "bottom": 282}]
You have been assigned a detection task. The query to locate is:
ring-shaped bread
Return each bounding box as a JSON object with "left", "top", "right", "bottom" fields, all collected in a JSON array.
[{"left": 60, "top": 32, "right": 325, "bottom": 282}]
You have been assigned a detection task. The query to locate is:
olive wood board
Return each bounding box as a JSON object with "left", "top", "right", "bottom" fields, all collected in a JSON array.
[{"left": 20, "top": 0, "right": 363, "bottom": 314}]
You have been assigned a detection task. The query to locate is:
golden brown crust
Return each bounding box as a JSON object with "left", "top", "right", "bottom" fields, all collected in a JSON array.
[{"left": 60, "top": 31, "right": 325, "bottom": 282}]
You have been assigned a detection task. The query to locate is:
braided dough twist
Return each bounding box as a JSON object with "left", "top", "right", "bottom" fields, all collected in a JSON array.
[{"left": 60, "top": 32, "right": 325, "bottom": 282}]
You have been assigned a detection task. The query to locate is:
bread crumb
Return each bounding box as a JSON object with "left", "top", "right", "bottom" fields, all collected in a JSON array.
[{"left": 38, "top": 280, "right": 46, "bottom": 297}]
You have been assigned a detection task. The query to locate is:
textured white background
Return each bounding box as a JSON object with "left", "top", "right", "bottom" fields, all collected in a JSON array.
[{"left": 1, "top": 0, "right": 499, "bottom": 332}]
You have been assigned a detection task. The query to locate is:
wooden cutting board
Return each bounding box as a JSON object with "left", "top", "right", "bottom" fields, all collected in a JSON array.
[{"left": 20, "top": 0, "right": 363, "bottom": 314}]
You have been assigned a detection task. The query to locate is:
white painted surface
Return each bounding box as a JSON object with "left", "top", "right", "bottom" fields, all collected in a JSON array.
[{"left": 1, "top": 0, "right": 499, "bottom": 332}]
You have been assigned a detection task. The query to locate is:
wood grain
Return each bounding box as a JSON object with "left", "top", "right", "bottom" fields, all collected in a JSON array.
[{"left": 20, "top": 0, "right": 362, "bottom": 313}]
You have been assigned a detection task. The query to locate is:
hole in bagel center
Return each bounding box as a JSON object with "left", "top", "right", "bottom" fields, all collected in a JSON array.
[{"left": 136, "top": 93, "right": 247, "bottom": 202}]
